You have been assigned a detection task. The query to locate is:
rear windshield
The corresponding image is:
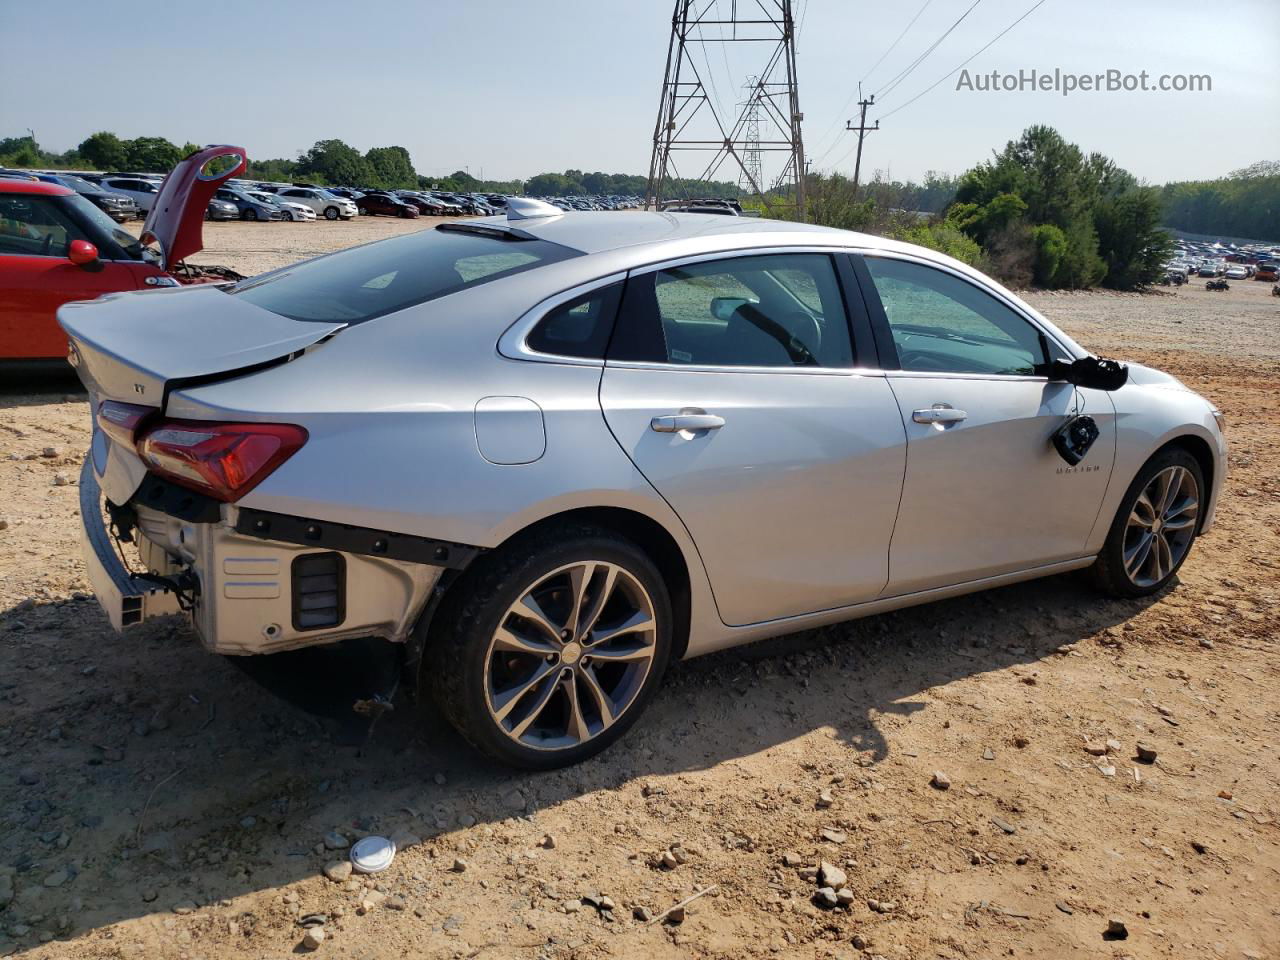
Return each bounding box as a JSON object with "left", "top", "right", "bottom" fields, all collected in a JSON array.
[{"left": 227, "top": 227, "right": 581, "bottom": 324}]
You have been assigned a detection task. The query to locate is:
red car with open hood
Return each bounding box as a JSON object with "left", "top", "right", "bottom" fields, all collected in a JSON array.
[{"left": 0, "top": 145, "right": 247, "bottom": 362}]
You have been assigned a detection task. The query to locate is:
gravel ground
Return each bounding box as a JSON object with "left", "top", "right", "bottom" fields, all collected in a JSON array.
[{"left": 1, "top": 221, "right": 1277, "bottom": 959}]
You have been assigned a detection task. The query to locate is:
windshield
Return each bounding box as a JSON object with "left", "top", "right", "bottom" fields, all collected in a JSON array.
[
  {"left": 314, "top": 189, "right": 336, "bottom": 199},
  {"left": 228, "top": 227, "right": 581, "bottom": 324},
  {"left": 248, "top": 192, "right": 280, "bottom": 205},
  {"left": 60, "top": 175, "right": 105, "bottom": 195},
  {"left": 65, "top": 193, "right": 143, "bottom": 260}
]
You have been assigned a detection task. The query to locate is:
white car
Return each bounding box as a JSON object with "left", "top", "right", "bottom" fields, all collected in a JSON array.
[
  {"left": 249, "top": 191, "right": 316, "bottom": 222},
  {"left": 96, "top": 176, "right": 165, "bottom": 213},
  {"left": 273, "top": 187, "right": 357, "bottom": 221}
]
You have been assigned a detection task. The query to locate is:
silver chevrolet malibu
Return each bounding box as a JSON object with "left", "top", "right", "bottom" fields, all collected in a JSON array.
[{"left": 63, "top": 198, "right": 1226, "bottom": 768}]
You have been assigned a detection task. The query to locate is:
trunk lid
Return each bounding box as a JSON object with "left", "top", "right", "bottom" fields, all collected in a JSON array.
[
  {"left": 59, "top": 284, "right": 344, "bottom": 407},
  {"left": 60, "top": 285, "right": 343, "bottom": 506},
  {"left": 141, "top": 145, "right": 247, "bottom": 269}
]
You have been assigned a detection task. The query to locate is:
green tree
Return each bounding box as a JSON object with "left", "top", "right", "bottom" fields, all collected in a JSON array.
[
  {"left": 1030, "top": 224, "right": 1067, "bottom": 286},
  {"left": 296, "top": 139, "right": 374, "bottom": 186},
  {"left": 125, "top": 136, "right": 182, "bottom": 172},
  {"left": 77, "top": 131, "right": 128, "bottom": 170},
  {"left": 364, "top": 146, "right": 417, "bottom": 189},
  {"left": 1094, "top": 188, "right": 1173, "bottom": 289}
]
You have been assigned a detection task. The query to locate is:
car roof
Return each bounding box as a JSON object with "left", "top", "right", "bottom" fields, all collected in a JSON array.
[
  {"left": 479, "top": 209, "right": 901, "bottom": 257},
  {"left": 0, "top": 179, "right": 73, "bottom": 197}
]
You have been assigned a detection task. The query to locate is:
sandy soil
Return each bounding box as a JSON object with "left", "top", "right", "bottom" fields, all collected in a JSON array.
[{"left": 1, "top": 224, "right": 1277, "bottom": 959}]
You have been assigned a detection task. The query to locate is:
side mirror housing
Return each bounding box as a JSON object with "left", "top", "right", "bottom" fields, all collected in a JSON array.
[
  {"left": 1042, "top": 355, "right": 1129, "bottom": 391},
  {"left": 68, "top": 239, "right": 100, "bottom": 268}
]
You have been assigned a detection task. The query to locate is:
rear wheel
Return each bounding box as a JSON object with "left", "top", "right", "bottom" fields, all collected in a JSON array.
[
  {"left": 324, "top": 206, "right": 339, "bottom": 220},
  {"left": 1089, "top": 448, "right": 1204, "bottom": 597},
  {"left": 427, "top": 526, "right": 672, "bottom": 769}
]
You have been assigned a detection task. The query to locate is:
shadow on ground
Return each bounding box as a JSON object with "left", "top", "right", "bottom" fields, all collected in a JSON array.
[{"left": 0, "top": 569, "right": 1159, "bottom": 949}]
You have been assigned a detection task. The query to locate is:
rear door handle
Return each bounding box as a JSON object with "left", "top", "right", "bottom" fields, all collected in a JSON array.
[
  {"left": 650, "top": 413, "right": 725, "bottom": 434},
  {"left": 912, "top": 405, "right": 967, "bottom": 424}
]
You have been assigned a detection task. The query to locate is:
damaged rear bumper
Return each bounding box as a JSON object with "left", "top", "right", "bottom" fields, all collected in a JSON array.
[
  {"left": 79, "top": 457, "right": 182, "bottom": 630},
  {"left": 80, "top": 458, "right": 473, "bottom": 655}
]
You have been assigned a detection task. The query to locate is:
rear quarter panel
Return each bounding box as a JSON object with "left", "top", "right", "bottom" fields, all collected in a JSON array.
[{"left": 167, "top": 270, "right": 723, "bottom": 652}]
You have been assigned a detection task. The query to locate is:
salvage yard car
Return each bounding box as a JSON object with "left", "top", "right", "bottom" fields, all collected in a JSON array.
[
  {"left": 64, "top": 198, "right": 1226, "bottom": 769},
  {"left": 1, "top": 148, "right": 245, "bottom": 362},
  {"left": 274, "top": 186, "right": 358, "bottom": 221}
]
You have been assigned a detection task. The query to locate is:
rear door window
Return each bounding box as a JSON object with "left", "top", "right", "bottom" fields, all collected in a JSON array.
[
  {"left": 229, "top": 226, "right": 581, "bottom": 324},
  {"left": 609, "top": 253, "right": 853, "bottom": 368}
]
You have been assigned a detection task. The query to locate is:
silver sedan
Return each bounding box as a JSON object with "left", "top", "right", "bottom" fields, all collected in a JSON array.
[{"left": 63, "top": 200, "right": 1226, "bottom": 768}]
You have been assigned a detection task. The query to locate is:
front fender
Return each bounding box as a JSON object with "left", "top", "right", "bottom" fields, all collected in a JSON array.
[{"left": 1085, "top": 384, "right": 1226, "bottom": 554}]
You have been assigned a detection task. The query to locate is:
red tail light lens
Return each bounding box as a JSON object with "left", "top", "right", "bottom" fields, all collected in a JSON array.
[
  {"left": 136, "top": 421, "right": 308, "bottom": 502},
  {"left": 97, "top": 401, "right": 153, "bottom": 446}
]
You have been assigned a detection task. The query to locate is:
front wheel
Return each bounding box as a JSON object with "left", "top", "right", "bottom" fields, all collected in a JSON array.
[
  {"left": 324, "top": 206, "right": 339, "bottom": 220},
  {"left": 427, "top": 526, "right": 672, "bottom": 769},
  {"left": 1088, "top": 448, "right": 1204, "bottom": 597},
  {"left": 242, "top": 208, "right": 258, "bottom": 222}
]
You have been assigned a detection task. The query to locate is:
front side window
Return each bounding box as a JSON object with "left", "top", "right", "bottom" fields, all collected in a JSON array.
[
  {"left": 0, "top": 195, "right": 86, "bottom": 258},
  {"left": 863, "top": 256, "right": 1046, "bottom": 376},
  {"left": 610, "top": 253, "right": 853, "bottom": 368},
  {"left": 229, "top": 226, "right": 581, "bottom": 325},
  {"left": 526, "top": 283, "right": 623, "bottom": 359}
]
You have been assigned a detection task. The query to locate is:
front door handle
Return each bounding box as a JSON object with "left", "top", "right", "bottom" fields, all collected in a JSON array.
[
  {"left": 650, "top": 412, "right": 726, "bottom": 434},
  {"left": 912, "top": 405, "right": 967, "bottom": 424}
]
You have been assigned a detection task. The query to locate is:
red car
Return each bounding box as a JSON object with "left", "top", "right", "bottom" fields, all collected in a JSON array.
[
  {"left": 0, "top": 145, "right": 247, "bottom": 362},
  {"left": 355, "top": 192, "right": 419, "bottom": 218}
]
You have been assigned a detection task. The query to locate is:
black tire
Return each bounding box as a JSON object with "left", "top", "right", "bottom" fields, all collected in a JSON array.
[
  {"left": 1088, "top": 447, "right": 1204, "bottom": 598},
  {"left": 324, "top": 206, "right": 339, "bottom": 220},
  {"left": 242, "top": 208, "right": 258, "bottom": 222},
  {"left": 426, "top": 525, "right": 673, "bottom": 770}
]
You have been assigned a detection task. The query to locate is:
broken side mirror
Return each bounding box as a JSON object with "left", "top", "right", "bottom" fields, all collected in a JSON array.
[{"left": 1040, "top": 355, "right": 1128, "bottom": 391}]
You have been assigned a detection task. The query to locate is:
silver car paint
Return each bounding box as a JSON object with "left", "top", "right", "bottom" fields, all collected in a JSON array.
[{"left": 64, "top": 213, "right": 1225, "bottom": 660}]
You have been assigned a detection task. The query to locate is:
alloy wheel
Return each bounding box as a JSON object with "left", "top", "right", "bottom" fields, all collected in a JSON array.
[
  {"left": 1123, "top": 465, "right": 1199, "bottom": 587},
  {"left": 483, "top": 561, "right": 658, "bottom": 751}
]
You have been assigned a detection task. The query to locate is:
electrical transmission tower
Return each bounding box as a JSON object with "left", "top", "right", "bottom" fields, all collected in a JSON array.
[
  {"left": 646, "top": 0, "right": 806, "bottom": 218},
  {"left": 738, "top": 76, "right": 763, "bottom": 195}
]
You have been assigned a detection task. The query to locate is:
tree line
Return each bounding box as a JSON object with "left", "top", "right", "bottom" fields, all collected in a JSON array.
[
  {"left": 1159, "top": 161, "right": 1280, "bottom": 241},
  {"left": 790, "top": 126, "right": 1181, "bottom": 290},
  {"left": 0, "top": 132, "right": 740, "bottom": 198}
]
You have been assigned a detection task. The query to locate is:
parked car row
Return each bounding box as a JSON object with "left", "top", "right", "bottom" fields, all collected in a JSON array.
[{"left": 540, "top": 195, "right": 643, "bottom": 211}]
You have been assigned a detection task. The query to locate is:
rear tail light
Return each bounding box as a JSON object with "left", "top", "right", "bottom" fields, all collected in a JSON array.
[
  {"left": 136, "top": 420, "right": 308, "bottom": 502},
  {"left": 97, "top": 400, "right": 153, "bottom": 446}
]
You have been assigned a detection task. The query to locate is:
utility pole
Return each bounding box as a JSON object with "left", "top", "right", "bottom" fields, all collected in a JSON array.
[{"left": 845, "top": 91, "right": 878, "bottom": 197}]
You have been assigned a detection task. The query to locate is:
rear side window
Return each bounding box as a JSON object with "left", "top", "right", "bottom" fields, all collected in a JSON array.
[
  {"left": 609, "top": 253, "right": 853, "bottom": 368},
  {"left": 526, "top": 283, "right": 623, "bottom": 359},
  {"left": 228, "top": 227, "right": 581, "bottom": 325}
]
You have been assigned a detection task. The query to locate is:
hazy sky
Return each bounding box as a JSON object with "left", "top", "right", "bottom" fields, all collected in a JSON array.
[{"left": 4, "top": 0, "right": 1276, "bottom": 186}]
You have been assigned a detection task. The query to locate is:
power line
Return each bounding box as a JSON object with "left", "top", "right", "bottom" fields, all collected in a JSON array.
[
  {"left": 861, "top": 0, "right": 934, "bottom": 85},
  {"left": 878, "top": 0, "right": 1050, "bottom": 120},
  {"left": 807, "top": 0, "right": 934, "bottom": 164},
  {"left": 873, "top": 0, "right": 983, "bottom": 100}
]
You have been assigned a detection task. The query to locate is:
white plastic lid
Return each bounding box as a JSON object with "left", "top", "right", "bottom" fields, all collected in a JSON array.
[{"left": 350, "top": 835, "right": 396, "bottom": 874}]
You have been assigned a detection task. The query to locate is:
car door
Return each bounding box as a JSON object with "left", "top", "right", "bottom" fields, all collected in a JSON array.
[
  {"left": 0, "top": 193, "right": 144, "bottom": 359},
  {"left": 852, "top": 253, "right": 1116, "bottom": 596},
  {"left": 599, "top": 250, "right": 906, "bottom": 626}
]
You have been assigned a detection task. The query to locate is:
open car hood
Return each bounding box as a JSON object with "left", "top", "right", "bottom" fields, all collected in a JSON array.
[{"left": 141, "top": 145, "right": 247, "bottom": 269}]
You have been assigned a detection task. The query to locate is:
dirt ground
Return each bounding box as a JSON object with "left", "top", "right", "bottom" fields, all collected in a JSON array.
[{"left": 1, "top": 220, "right": 1277, "bottom": 960}]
